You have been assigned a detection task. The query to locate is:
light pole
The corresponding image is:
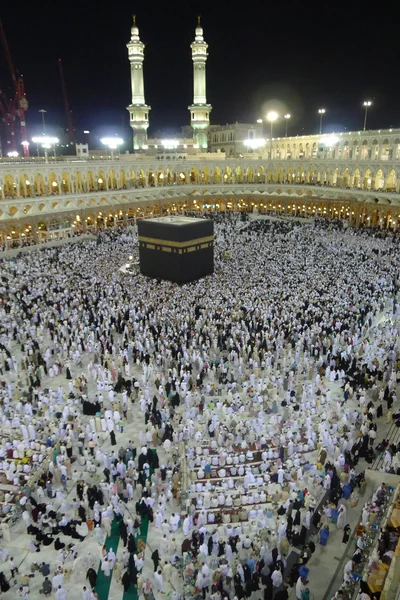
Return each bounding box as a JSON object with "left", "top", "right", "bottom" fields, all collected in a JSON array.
[
  {"left": 318, "top": 109, "right": 326, "bottom": 134},
  {"left": 266, "top": 111, "right": 278, "bottom": 159},
  {"left": 100, "top": 137, "right": 124, "bottom": 161},
  {"left": 39, "top": 109, "right": 47, "bottom": 134},
  {"left": 32, "top": 136, "right": 59, "bottom": 164},
  {"left": 284, "top": 114, "right": 291, "bottom": 137},
  {"left": 363, "top": 100, "right": 372, "bottom": 131}
]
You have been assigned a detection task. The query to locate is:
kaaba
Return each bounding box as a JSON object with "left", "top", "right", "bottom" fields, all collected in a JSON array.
[{"left": 138, "top": 216, "right": 214, "bottom": 283}]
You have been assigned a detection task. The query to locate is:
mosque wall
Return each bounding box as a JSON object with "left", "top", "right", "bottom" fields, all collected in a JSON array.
[{"left": 1, "top": 149, "right": 400, "bottom": 245}]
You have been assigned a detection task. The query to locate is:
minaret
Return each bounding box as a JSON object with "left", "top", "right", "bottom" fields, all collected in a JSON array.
[
  {"left": 126, "top": 16, "right": 150, "bottom": 151},
  {"left": 188, "top": 17, "right": 211, "bottom": 150}
]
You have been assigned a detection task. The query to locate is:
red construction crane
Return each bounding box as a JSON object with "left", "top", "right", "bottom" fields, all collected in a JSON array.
[
  {"left": 58, "top": 58, "right": 74, "bottom": 145},
  {"left": 0, "top": 20, "right": 29, "bottom": 156}
]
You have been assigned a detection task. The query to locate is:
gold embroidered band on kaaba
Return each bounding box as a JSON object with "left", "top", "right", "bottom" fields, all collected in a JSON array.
[{"left": 139, "top": 234, "right": 214, "bottom": 253}]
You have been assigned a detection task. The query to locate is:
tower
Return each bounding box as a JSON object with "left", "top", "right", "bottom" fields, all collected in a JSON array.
[
  {"left": 188, "top": 17, "right": 211, "bottom": 150},
  {"left": 126, "top": 16, "right": 150, "bottom": 151}
]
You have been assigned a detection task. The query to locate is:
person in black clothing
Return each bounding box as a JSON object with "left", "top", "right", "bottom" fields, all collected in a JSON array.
[
  {"left": 263, "top": 577, "right": 274, "bottom": 600},
  {"left": 54, "top": 538, "right": 65, "bottom": 551},
  {"left": 122, "top": 570, "right": 131, "bottom": 592},
  {"left": 207, "top": 536, "right": 213, "bottom": 556},
  {"left": 151, "top": 549, "right": 160, "bottom": 572},
  {"left": 86, "top": 567, "right": 97, "bottom": 589},
  {"left": 127, "top": 533, "right": 137, "bottom": 553},
  {"left": 119, "top": 520, "right": 128, "bottom": 547},
  {"left": 274, "top": 584, "right": 289, "bottom": 600},
  {"left": 234, "top": 573, "right": 245, "bottom": 600},
  {"left": 78, "top": 504, "right": 87, "bottom": 522}
]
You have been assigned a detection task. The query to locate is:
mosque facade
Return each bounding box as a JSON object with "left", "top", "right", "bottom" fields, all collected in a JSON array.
[
  {"left": 1, "top": 147, "right": 400, "bottom": 247},
  {"left": 1, "top": 19, "right": 400, "bottom": 245}
]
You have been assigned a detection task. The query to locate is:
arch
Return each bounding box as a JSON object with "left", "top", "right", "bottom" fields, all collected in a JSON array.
[
  {"left": 34, "top": 173, "right": 46, "bottom": 196},
  {"left": 294, "top": 167, "right": 304, "bottom": 183},
  {"left": 235, "top": 166, "right": 243, "bottom": 183},
  {"left": 178, "top": 171, "right": 188, "bottom": 184},
  {"left": 324, "top": 168, "right": 331, "bottom": 185},
  {"left": 352, "top": 168, "right": 361, "bottom": 188},
  {"left": 19, "top": 173, "right": 33, "bottom": 197},
  {"left": 139, "top": 169, "right": 146, "bottom": 187},
  {"left": 119, "top": 169, "right": 127, "bottom": 189},
  {"left": 199, "top": 167, "right": 209, "bottom": 184},
  {"left": 256, "top": 166, "right": 264, "bottom": 183},
  {"left": 48, "top": 172, "right": 59, "bottom": 195},
  {"left": 332, "top": 167, "right": 340, "bottom": 186},
  {"left": 223, "top": 166, "right": 233, "bottom": 183},
  {"left": 286, "top": 167, "right": 295, "bottom": 183},
  {"left": 108, "top": 169, "right": 118, "bottom": 189},
  {"left": 86, "top": 171, "right": 96, "bottom": 191},
  {"left": 386, "top": 169, "right": 397, "bottom": 192},
  {"left": 190, "top": 167, "right": 199, "bottom": 184},
  {"left": 75, "top": 171, "right": 84, "bottom": 193},
  {"left": 286, "top": 144, "right": 292, "bottom": 159},
  {"left": 213, "top": 167, "right": 222, "bottom": 184},
  {"left": 157, "top": 169, "right": 164, "bottom": 185},
  {"left": 246, "top": 167, "right": 254, "bottom": 183},
  {"left": 97, "top": 171, "right": 106, "bottom": 191},
  {"left": 165, "top": 168, "right": 173, "bottom": 185},
  {"left": 374, "top": 168, "right": 384, "bottom": 191},
  {"left": 276, "top": 166, "right": 285, "bottom": 183},
  {"left": 342, "top": 168, "right": 350, "bottom": 188},
  {"left": 311, "top": 142, "right": 317, "bottom": 158},
  {"left": 380, "top": 138, "right": 391, "bottom": 160},
  {"left": 129, "top": 169, "right": 137, "bottom": 187},
  {"left": 306, "top": 166, "right": 316, "bottom": 184},
  {"left": 148, "top": 169, "right": 155, "bottom": 186},
  {"left": 362, "top": 168, "right": 372, "bottom": 190},
  {"left": 61, "top": 171, "right": 72, "bottom": 193},
  {"left": 3, "top": 174, "right": 17, "bottom": 198}
]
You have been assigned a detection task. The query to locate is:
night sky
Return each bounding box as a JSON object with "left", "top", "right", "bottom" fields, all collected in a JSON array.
[{"left": 1, "top": 0, "right": 399, "bottom": 147}]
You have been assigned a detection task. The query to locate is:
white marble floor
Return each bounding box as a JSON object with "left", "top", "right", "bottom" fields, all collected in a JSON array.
[{"left": 0, "top": 312, "right": 397, "bottom": 600}]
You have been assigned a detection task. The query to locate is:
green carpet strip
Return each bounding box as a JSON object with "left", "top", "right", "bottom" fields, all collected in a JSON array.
[
  {"left": 96, "top": 449, "right": 156, "bottom": 600},
  {"left": 122, "top": 515, "right": 149, "bottom": 600},
  {"left": 95, "top": 517, "right": 121, "bottom": 600}
]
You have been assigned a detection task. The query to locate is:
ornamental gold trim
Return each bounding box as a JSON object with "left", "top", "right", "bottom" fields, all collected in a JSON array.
[{"left": 138, "top": 234, "right": 214, "bottom": 248}]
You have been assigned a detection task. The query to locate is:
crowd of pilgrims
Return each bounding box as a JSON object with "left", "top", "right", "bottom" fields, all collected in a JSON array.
[{"left": 0, "top": 215, "right": 399, "bottom": 600}]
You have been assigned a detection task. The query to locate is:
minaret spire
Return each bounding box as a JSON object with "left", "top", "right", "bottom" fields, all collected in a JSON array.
[
  {"left": 126, "top": 17, "right": 150, "bottom": 151},
  {"left": 188, "top": 18, "right": 211, "bottom": 149}
]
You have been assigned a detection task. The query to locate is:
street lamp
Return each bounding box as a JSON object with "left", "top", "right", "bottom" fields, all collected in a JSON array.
[
  {"left": 284, "top": 114, "right": 291, "bottom": 137},
  {"left": 100, "top": 137, "right": 123, "bottom": 160},
  {"left": 266, "top": 111, "right": 278, "bottom": 159},
  {"left": 318, "top": 109, "right": 326, "bottom": 134},
  {"left": 32, "top": 136, "right": 59, "bottom": 163},
  {"left": 363, "top": 100, "right": 372, "bottom": 131},
  {"left": 38, "top": 109, "right": 47, "bottom": 134}
]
